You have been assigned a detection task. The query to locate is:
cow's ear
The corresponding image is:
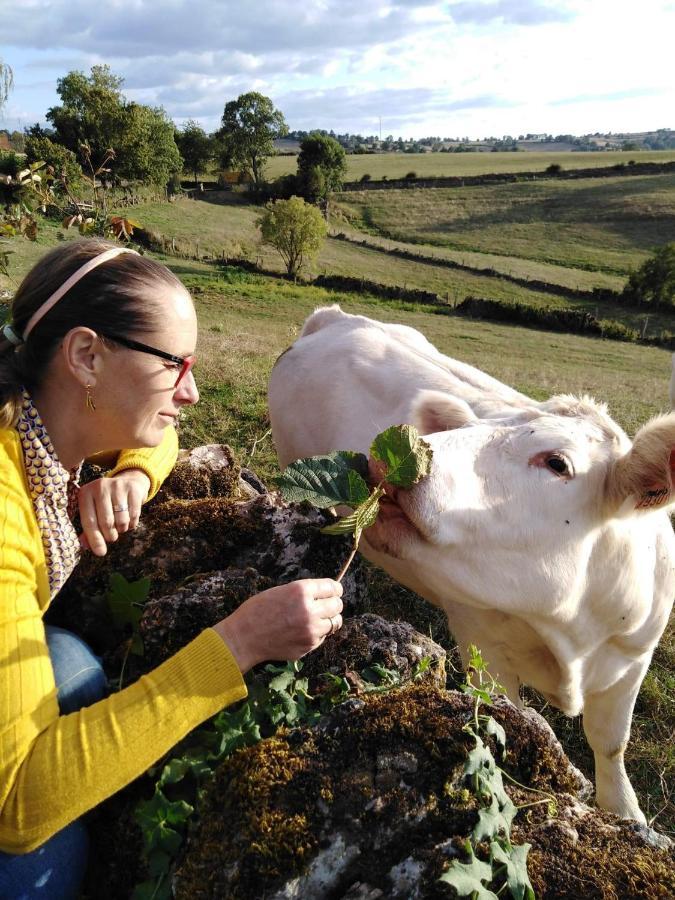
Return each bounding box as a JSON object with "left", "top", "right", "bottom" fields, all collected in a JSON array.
[
  {"left": 411, "top": 390, "right": 477, "bottom": 435},
  {"left": 607, "top": 414, "right": 675, "bottom": 515}
]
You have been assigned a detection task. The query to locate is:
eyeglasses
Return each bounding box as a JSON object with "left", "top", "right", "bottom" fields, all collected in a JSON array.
[{"left": 100, "top": 333, "right": 196, "bottom": 387}]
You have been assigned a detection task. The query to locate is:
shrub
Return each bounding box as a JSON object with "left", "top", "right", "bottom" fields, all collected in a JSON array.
[
  {"left": 24, "top": 135, "right": 83, "bottom": 189},
  {"left": 405, "top": 171, "right": 417, "bottom": 180},
  {"left": 546, "top": 163, "right": 563, "bottom": 174},
  {"left": 257, "top": 195, "right": 327, "bottom": 278},
  {"left": 360, "top": 173, "right": 371, "bottom": 183},
  {"left": 622, "top": 243, "right": 675, "bottom": 308}
]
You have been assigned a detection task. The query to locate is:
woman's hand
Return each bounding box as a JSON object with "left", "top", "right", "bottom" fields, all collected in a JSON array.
[
  {"left": 78, "top": 468, "right": 152, "bottom": 556},
  {"left": 213, "top": 578, "right": 344, "bottom": 673}
]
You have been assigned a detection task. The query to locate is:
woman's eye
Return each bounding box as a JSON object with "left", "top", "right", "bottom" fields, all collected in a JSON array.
[{"left": 546, "top": 455, "right": 569, "bottom": 476}]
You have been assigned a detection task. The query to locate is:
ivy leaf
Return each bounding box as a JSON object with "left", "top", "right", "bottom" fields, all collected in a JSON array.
[
  {"left": 134, "top": 788, "right": 193, "bottom": 855},
  {"left": 131, "top": 878, "right": 172, "bottom": 900},
  {"left": 485, "top": 717, "right": 507, "bottom": 754},
  {"left": 212, "top": 703, "right": 261, "bottom": 756},
  {"left": 370, "top": 424, "right": 432, "bottom": 488},
  {"left": 490, "top": 841, "right": 535, "bottom": 900},
  {"left": 276, "top": 455, "right": 370, "bottom": 508},
  {"left": 439, "top": 842, "right": 498, "bottom": 898},
  {"left": 105, "top": 573, "right": 151, "bottom": 656},
  {"left": 473, "top": 794, "right": 518, "bottom": 843}
]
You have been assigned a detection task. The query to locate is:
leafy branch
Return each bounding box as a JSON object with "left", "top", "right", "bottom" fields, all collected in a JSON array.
[{"left": 275, "top": 424, "right": 433, "bottom": 581}]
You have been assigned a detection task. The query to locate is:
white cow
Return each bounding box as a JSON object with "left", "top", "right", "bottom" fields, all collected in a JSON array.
[{"left": 268, "top": 304, "right": 675, "bottom": 824}]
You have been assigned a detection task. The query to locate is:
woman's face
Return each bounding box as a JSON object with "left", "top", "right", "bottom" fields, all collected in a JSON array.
[{"left": 94, "top": 285, "right": 199, "bottom": 449}]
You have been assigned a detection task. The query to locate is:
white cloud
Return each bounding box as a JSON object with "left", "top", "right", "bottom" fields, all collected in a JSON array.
[{"left": 0, "top": 0, "right": 673, "bottom": 137}]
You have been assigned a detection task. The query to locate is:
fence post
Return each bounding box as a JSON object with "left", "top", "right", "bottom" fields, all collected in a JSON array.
[{"left": 641, "top": 315, "right": 650, "bottom": 339}]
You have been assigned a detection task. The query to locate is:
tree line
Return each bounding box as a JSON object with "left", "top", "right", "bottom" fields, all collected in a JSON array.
[{"left": 0, "top": 63, "right": 346, "bottom": 205}]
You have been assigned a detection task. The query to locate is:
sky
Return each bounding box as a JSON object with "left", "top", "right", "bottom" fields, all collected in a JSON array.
[{"left": 1, "top": 0, "right": 674, "bottom": 140}]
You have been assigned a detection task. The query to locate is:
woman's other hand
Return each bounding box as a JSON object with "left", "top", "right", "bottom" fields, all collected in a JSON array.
[
  {"left": 78, "top": 468, "right": 152, "bottom": 556},
  {"left": 213, "top": 578, "right": 344, "bottom": 673}
]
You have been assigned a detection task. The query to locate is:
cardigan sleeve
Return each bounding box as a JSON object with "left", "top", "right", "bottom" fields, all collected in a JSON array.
[
  {"left": 0, "top": 442, "right": 247, "bottom": 855},
  {"left": 102, "top": 425, "right": 179, "bottom": 500}
]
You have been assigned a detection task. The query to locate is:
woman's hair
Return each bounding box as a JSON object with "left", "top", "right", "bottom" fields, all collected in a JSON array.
[{"left": 0, "top": 238, "right": 185, "bottom": 428}]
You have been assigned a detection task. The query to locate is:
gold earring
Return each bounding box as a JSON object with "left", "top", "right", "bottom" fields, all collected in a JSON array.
[{"left": 85, "top": 384, "right": 96, "bottom": 411}]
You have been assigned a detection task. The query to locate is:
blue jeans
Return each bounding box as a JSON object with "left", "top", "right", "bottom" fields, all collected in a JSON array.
[{"left": 0, "top": 626, "right": 108, "bottom": 900}]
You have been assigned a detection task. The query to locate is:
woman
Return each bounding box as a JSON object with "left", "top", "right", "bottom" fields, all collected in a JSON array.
[{"left": 0, "top": 238, "right": 343, "bottom": 898}]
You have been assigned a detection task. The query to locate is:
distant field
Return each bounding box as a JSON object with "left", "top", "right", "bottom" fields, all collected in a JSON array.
[
  {"left": 265, "top": 149, "right": 675, "bottom": 181},
  {"left": 333, "top": 172, "right": 675, "bottom": 276}
]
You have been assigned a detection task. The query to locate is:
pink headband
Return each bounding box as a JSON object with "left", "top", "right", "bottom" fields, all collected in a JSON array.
[{"left": 22, "top": 247, "right": 138, "bottom": 340}]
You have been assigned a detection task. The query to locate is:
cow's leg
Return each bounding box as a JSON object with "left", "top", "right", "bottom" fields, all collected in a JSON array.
[{"left": 582, "top": 658, "right": 649, "bottom": 823}]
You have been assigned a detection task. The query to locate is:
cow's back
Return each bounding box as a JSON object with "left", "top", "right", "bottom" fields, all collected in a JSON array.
[{"left": 269, "top": 305, "right": 534, "bottom": 466}]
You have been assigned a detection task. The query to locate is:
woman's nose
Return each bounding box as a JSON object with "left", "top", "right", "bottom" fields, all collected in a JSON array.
[{"left": 175, "top": 370, "right": 199, "bottom": 405}]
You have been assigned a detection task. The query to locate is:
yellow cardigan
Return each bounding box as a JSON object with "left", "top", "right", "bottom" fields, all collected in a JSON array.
[{"left": 0, "top": 426, "right": 247, "bottom": 854}]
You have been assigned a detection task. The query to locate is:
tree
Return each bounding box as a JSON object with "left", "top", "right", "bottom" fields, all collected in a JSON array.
[
  {"left": 47, "top": 65, "right": 126, "bottom": 162},
  {"left": 0, "top": 61, "right": 13, "bottom": 116},
  {"left": 296, "top": 132, "right": 347, "bottom": 202},
  {"left": 115, "top": 102, "right": 181, "bottom": 185},
  {"left": 219, "top": 92, "right": 287, "bottom": 186},
  {"left": 257, "top": 195, "right": 327, "bottom": 278},
  {"left": 623, "top": 243, "right": 675, "bottom": 308},
  {"left": 47, "top": 65, "right": 181, "bottom": 185},
  {"left": 175, "top": 120, "right": 213, "bottom": 186}
]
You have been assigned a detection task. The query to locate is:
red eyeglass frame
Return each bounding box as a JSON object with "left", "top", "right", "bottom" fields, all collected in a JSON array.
[{"left": 100, "top": 333, "right": 196, "bottom": 387}]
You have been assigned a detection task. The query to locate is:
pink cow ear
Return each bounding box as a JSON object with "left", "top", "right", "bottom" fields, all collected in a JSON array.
[
  {"left": 608, "top": 414, "right": 675, "bottom": 515},
  {"left": 411, "top": 390, "right": 478, "bottom": 435}
]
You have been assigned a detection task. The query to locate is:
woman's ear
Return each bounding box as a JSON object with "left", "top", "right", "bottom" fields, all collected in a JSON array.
[{"left": 60, "top": 327, "right": 103, "bottom": 385}]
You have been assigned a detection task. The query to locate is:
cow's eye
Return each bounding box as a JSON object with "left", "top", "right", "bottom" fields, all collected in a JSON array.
[{"left": 546, "top": 455, "right": 570, "bottom": 476}]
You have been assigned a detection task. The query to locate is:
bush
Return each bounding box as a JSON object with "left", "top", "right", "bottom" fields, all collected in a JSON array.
[
  {"left": 360, "top": 173, "right": 371, "bottom": 183},
  {"left": 622, "top": 243, "right": 675, "bottom": 308},
  {"left": 24, "top": 135, "right": 82, "bottom": 187},
  {"left": 257, "top": 195, "right": 327, "bottom": 278},
  {"left": 546, "top": 163, "right": 563, "bottom": 174},
  {"left": 0, "top": 151, "right": 22, "bottom": 178},
  {"left": 405, "top": 171, "right": 417, "bottom": 180}
]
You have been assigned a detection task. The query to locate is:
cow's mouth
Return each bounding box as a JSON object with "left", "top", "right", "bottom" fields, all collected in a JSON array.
[{"left": 365, "top": 459, "right": 425, "bottom": 556}]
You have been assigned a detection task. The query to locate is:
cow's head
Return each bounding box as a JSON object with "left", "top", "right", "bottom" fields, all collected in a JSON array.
[{"left": 364, "top": 390, "right": 675, "bottom": 608}]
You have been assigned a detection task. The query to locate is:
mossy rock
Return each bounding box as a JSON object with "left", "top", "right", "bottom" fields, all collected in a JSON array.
[
  {"left": 300, "top": 613, "right": 447, "bottom": 696},
  {"left": 169, "top": 684, "right": 673, "bottom": 900},
  {"left": 139, "top": 566, "right": 276, "bottom": 669}
]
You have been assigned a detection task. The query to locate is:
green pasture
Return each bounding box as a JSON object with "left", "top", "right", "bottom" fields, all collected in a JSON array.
[
  {"left": 334, "top": 172, "right": 675, "bottom": 276},
  {"left": 265, "top": 149, "right": 675, "bottom": 181},
  {"left": 330, "top": 229, "right": 626, "bottom": 292}
]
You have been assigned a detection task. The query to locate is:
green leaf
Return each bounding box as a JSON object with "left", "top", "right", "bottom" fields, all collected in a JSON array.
[
  {"left": 439, "top": 843, "right": 498, "bottom": 898},
  {"left": 472, "top": 794, "right": 518, "bottom": 843},
  {"left": 490, "top": 841, "right": 535, "bottom": 900},
  {"left": 275, "top": 455, "right": 370, "bottom": 508},
  {"left": 321, "top": 487, "right": 382, "bottom": 541},
  {"left": 106, "top": 572, "right": 150, "bottom": 655},
  {"left": 485, "top": 717, "right": 506, "bottom": 753},
  {"left": 134, "top": 789, "right": 192, "bottom": 855},
  {"left": 370, "top": 424, "right": 432, "bottom": 488}
]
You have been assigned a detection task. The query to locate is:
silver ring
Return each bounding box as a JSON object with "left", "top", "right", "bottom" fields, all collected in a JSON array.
[
  {"left": 112, "top": 504, "right": 129, "bottom": 513},
  {"left": 328, "top": 615, "right": 339, "bottom": 636}
]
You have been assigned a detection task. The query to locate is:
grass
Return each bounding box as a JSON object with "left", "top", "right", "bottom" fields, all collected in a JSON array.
[
  {"left": 172, "top": 267, "right": 674, "bottom": 479},
  {"left": 334, "top": 173, "right": 675, "bottom": 276},
  {"left": 264, "top": 149, "right": 675, "bottom": 181}
]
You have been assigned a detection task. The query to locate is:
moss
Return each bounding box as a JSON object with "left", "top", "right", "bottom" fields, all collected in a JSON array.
[{"left": 174, "top": 684, "right": 675, "bottom": 899}]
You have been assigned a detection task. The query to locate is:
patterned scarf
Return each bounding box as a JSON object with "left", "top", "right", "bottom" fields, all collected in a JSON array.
[{"left": 17, "top": 390, "right": 82, "bottom": 599}]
